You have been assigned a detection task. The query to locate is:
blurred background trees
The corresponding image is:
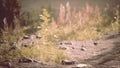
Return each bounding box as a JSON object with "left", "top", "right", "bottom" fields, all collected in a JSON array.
[
  {"left": 0, "top": 0, "right": 24, "bottom": 44},
  {"left": 0, "top": 0, "right": 20, "bottom": 33}
]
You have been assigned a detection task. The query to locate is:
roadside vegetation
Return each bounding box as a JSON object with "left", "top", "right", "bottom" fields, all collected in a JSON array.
[
  {"left": 38, "top": 2, "right": 120, "bottom": 42},
  {"left": 0, "top": 1, "right": 120, "bottom": 63}
]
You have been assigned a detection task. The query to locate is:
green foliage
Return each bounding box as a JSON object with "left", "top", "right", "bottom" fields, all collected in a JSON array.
[
  {"left": 38, "top": 4, "right": 120, "bottom": 42},
  {"left": 20, "top": 44, "right": 67, "bottom": 63},
  {"left": 0, "top": 44, "right": 22, "bottom": 61},
  {"left": 0, "top": 27, "right": 24, "bottom": 44},
  {"left": 20, "top": 10, "right": 41, "bottom": 26},
  {"left": 0, "top": 21, "right": 24, "bottom": 61},
  {"left": 1, "top": 2, "right": 120, "bottom": 64},
  {"left": 39, "top": 8, "right": 51, "bottom": 31}
]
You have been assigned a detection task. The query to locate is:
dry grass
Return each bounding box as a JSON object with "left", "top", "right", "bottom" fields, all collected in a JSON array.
[
  {"left": 20, "top": 43, "right": 67, "bottom": 63},
  {"left": 38, "top": 2, "right": 120, "bottom": 41},
  {"left": 0, "top": 2, "right": 120, "bottom": 64}
]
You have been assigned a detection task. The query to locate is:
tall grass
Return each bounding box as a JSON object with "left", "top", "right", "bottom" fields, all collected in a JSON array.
[
  {"left": 20, "top": 43, "right": 67, "bottom": 63},
  {"left": 19, "top": 2, "right": 120, "bottom": 63},
  {"left": 39, "top": 2, "right": 120, "bottom": 42},
  {"left": 0, "top": 17, "right": 24, "bottom": 61},
  {"left": 0, "top": 1, "right": 119, "bottom": 63}
]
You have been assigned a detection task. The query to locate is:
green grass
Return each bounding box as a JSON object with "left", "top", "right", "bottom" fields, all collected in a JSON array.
[
  {"left": 20, "top": 43, "right": 67, "bottom": 63},
  {"left": 0, "top": 44, "right": 22, "bottom": 61},
  {"left": 0, "top": 3, "right": 120, "bottom": 64}
]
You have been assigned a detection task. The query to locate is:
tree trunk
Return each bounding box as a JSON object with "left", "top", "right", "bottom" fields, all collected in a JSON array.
[{"left": 0, "top": 0, "right": 20, "bottom": 32}]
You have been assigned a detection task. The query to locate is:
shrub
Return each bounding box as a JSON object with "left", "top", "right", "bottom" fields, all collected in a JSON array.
[
  {"left": 39, "top": 2, "right": 120, "bottom": 42},
  {"left": 0, "top": 44, "right": 22, "bottom": 61},
  {"left": 20, "top": 43, "right": 67, "bottom": 63}
]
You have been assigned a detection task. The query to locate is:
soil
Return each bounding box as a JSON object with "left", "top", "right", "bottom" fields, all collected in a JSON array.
[{"left": 0, "top": 32, "right": 120, "bottom": 68}]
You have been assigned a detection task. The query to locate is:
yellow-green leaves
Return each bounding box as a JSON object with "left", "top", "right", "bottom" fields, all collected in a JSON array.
[{"left": 40, "top": 8, "right": 51, "bottom": 23}]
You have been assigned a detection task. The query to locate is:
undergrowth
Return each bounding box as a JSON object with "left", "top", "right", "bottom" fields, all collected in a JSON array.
[
  {"left": 0, "top": 2, "right": 120, "bottom": 63},
  {"left": 20, "top": 43, "right": 67, "bottom": 63},
  {"left": 38, "top": 3, "right": 120, "bottom": 42}
]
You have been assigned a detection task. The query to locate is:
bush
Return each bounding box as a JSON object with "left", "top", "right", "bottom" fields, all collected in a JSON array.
[
  {"left": 20, "top": 43, "right": 67, "bottom": 63},
  {"left": 0, "top": 44, "right": 22, "bottom": 61},
  {"left": 38, "top": 2, "right": 120, "bottom": 42}
]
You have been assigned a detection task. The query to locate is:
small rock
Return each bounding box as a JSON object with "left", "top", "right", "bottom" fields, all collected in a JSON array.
[
  {"left": 59, "top": 42, "right": 63, "bottom": 45},
  {"left": 36, "top": 35, "right": 42, "bottom": 39},
  {"left": 19, "top": 57, "right": 33, "bottom": 63},
  {"left": 80, "top": 47, "right": 86, "bottom": 51},
  {"left": 0, "top": 62, "right": 12, "bottom": 68},
  {"left": 9, "top": 46, "right": 16, "bottom": 51},
  {"left": 22, "top": 44, "right": 29, "bottom": 47},
  {"left": 8, "top": 62, "right": 12, "bottom": 68},
  {"left": 93, "top": 42, "right": 98, "bottom": 46},
  {"left": 33, "top": 60, "right": 45, "bottom": 65},
  {"left": 0, "top": 41, "right": 5, "bottom": 44},
  {"left": 0, "top": 40, "right": 7, "bottom": 44},
  {"left": 23, "top": 35, "right": 30, "bottom": 39},
  {"left": 37, "top": 26, "right": 41, "bottom": 29},
  {"left": 61, "top": 59, "right": 75, "bottom": 65},
  {"left": 72, "top": 64, "right": 92, "bottom": 68},
  {"left": 72, "top": 47, "right": 75, "bottom": 49}
]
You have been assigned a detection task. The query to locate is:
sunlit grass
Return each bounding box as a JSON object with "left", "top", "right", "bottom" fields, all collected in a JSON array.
[
  {"left": 20, "top": 43, "right": 67, "bottom": 63},
  {"left": 0, "top": 2, "right": 120, "bottom": 64},
  {"left": 38, "top": 3, "right": 120, "bottom": 42}
]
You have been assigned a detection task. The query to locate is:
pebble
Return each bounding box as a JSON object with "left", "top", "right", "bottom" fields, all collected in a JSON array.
[
  {"left": 80, "top": 47, "right": 86, "bottom": 51},
  {"left": 93, "top": 42, "right": 98, "bottom": 46},
  {"left": 72, "top": 64, "right": 92, "bottom": 68},
  {"left": 19, "top": 57, "right": 33, "bottom": 63},
  {"left": 23, "top": 35, "right": 30, "bottom": 39},
  {"left": 61, "top": 59, "right": 75, "bottom": 65},
  {"left": 36, "top": 35, "right": 42, "bottom": 39}
]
